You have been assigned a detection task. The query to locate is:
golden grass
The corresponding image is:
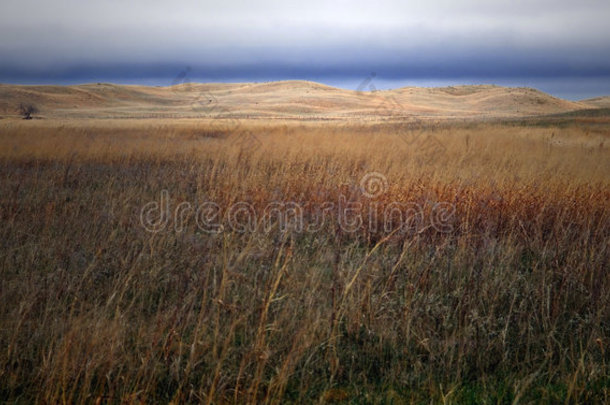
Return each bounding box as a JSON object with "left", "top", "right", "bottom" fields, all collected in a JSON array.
[
  {"left": 0, "top": 82, "right": 590, "bottom": 119},
  {"left": 0, "top": 116, "right": 609, "bottom": 403}
]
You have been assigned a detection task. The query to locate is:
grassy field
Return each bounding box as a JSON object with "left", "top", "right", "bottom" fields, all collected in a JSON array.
[{"left": 0, "top": 115, "right": 609, "bottom": 403}]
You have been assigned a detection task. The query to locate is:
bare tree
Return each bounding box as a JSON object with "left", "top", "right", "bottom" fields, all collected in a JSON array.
[{"left": 18, "top": 103, "right": 38, "bottom": 120}]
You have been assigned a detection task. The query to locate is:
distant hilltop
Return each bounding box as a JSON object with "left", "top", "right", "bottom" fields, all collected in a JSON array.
[{"left": 0, "top": 81, "right": 605, "bottom": 120}]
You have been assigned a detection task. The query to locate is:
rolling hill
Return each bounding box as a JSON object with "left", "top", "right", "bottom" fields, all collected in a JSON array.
[{"left": 0, "top": 81, "right": 600, "bottom": 120}]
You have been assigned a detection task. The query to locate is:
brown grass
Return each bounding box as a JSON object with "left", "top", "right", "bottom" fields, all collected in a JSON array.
[{"left": 0, "top": 116, "right": 609, "bottom": 403}]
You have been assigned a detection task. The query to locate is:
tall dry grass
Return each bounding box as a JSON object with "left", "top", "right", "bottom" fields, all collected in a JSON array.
[{"left": 0, "top": 117, "right": 609, "bottom": 403}]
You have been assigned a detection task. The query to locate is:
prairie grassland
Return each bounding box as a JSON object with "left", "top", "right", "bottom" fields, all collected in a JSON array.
[{"left": 0, "top": 117, "right": 609, "bottom": 403}]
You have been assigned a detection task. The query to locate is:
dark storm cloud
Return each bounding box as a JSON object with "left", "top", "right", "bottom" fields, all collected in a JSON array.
[{"left": 1, "top": 0, "right": 609, "bottom": 97}]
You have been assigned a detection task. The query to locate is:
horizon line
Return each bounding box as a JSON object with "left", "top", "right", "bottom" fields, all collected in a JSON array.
[{"left": 2, "top": 79, "right": 609, "bottom": 102}]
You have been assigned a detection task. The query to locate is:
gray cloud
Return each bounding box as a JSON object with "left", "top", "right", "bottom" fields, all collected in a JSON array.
[{"left": 1, "top": 0, "right": 609, "bottom": 98}]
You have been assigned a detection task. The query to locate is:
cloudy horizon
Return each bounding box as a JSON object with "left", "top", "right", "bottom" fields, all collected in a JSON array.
[{"left": 2, "top": 0, "right": 610, "bottom": 100}]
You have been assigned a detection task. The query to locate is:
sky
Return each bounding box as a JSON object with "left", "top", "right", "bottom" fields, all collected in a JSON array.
[{"left": 1, "top": 0, "right": 610, "bottom": 100}]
